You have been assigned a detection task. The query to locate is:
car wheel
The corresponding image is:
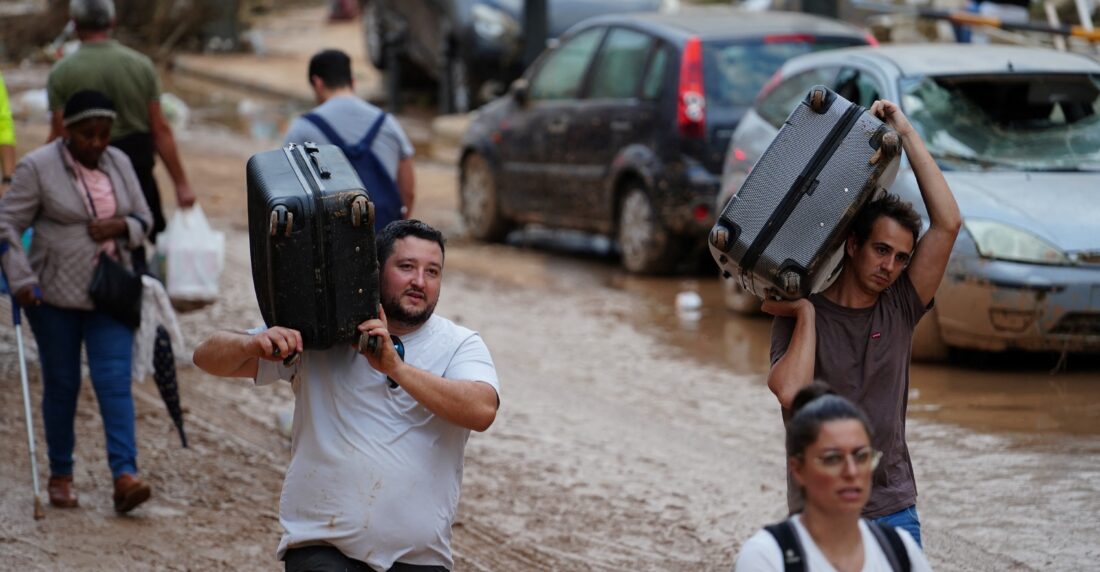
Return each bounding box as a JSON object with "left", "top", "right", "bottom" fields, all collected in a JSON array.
[
  {"left": 442, "top": 54, "right": 471, "bottom": 114},
  {"left": 362, "top": 1, "right": 386, "bottom": 70},
  {"left": 721, "top": 274, "right": 762, "bottom": 314},
  {"left": 912, "top": 306, "right": 950, "bottom": 362},
  {"left": 618, "top": 187, "right": 679, "bottom": 274},
  {"left": 461, "top": 153, "right": 510, "bottom": 241}
]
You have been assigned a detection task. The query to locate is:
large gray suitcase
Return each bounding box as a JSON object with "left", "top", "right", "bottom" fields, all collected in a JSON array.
[{"left": 709, "top": 85, "right": 901, "bottom": 300}]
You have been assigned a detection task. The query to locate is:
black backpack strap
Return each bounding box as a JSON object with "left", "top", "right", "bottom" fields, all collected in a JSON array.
[
  {"left": 867, "top": 521, "right": 911, "bottom": 572},
  {"left": 764, "top": 520, "right": 807, "bottom": 572}
]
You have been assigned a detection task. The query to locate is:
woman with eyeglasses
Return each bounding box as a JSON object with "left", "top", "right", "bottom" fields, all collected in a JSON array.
[{"left": 734, "top": 383, "right": 931, "bottom": 571}]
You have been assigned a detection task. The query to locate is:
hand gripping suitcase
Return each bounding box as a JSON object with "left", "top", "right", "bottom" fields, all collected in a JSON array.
[
  {"left": 709, "top": 85, "right": 901, "bottom": 300},
  {"left": 247, "top": 142, "right": 380, "bottom": 350}
]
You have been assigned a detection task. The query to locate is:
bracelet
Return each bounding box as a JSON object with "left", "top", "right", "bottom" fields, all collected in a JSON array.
[{"left": 1, "top": 176, "right": 11, "bottom": 184}]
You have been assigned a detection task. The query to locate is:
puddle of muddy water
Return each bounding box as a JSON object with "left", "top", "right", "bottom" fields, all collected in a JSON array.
[{"left": 504, "top": 228, "right": 1100, "bottom": 439}]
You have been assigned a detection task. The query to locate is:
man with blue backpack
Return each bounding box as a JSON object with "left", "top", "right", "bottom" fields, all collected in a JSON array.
[{"left": 285, "top": 49, "right": 416, "bottom": 230}]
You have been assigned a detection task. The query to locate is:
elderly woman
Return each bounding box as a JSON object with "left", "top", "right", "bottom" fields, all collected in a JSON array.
[
  {"left": 0, "top": 90, "right": 153, "bottom": 513},
  {"left": 735, "top": 384, "right": 932, "bottom": 571}
]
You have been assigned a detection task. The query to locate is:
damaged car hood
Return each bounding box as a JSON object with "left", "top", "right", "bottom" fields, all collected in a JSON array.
[{"left": 942, "top": 171, "right": 1100, "bottom": 252}]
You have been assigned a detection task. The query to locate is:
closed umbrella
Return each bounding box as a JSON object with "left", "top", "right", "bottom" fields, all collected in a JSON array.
[{"left": 152, "top": 325, "right": 187, "bottom": 448}]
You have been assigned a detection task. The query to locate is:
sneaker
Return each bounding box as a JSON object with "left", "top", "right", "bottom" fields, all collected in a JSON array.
[
  {"left": 113, "top": 474, "right": 152, "bottom": 514},
  {"left": 47, "top": 475, "right": 79, "bottom": 508}
]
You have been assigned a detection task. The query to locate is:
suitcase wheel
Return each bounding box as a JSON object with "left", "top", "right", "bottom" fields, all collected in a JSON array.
[
  {"left": 709, "top": 223, "right": 736, "bottom": 253},
  {"left": 349, "top": 196, "right": 367, "bottom": 227},
  {"left": 809, "top": 88, "right": 828, "bottom": 114},
  {"left": 269, "top": 206, "right": 294, "bottom": 237},
  {"left": 779, "top": 270, "right": 801, "bottom": 297},
  {"left": 869, "top": 131, "right": 900, "bottom": 166}
]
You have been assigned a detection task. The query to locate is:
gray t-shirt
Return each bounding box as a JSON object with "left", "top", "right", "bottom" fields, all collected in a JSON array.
[
  {"left": 284, "top": 95, "right": 414, "bottom": 182},
  {"left": 771, "top": 273, "right": 931, "bottom": 518}
]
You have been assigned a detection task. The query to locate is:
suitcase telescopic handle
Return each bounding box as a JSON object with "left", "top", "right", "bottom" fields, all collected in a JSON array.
[{"left": 303, "top": 142, "right": 332, "bottom": 180}]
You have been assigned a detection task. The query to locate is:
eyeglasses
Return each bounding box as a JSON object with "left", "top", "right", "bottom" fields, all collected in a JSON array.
[
  {"left": 387, "top": 334, "right": 404, "bottom": 389},
  {"left": 799, "top": 447, "right": 882, "bottom": 474}
]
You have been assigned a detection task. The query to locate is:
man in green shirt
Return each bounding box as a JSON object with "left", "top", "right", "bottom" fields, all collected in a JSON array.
[{"left": 47, "top": 0, "right": 195, "bottom": 235}]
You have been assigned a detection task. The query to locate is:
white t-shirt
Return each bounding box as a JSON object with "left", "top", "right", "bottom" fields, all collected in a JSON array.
[
  {"left": 734, "top": 515, "right": 932, "bottom": 572},
  {"left": 254, "top": 314, "right": 499, "bottom": 571}
]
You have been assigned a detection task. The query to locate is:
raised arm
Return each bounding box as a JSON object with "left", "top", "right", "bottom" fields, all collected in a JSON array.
[
  {"left": 193, "top": 327, "right": 303, "bottom": 379},
  {"left": 871, "top": 100, "right": 961, "bottom": 306},
  {"left": 358, "top": 318, "right": 498, "bottom": 432},
  {"left": 763, "top": 298, "right": 816, "bottom": 410}
]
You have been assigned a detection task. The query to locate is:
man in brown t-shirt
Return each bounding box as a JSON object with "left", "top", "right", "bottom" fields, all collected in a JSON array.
[{"left": 765, "top": 100, "right": 961, "bottom": 548}]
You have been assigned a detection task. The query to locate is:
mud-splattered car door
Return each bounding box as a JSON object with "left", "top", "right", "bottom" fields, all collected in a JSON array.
[
  {"left": 510, "top": 25, "right": 607, "bottom": 223},
  {"left": 558, "top": 26, "right": 658, "bottom": 231}
]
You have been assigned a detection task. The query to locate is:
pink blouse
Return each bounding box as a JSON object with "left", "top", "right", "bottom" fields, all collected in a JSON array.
[{"left": 64, "top": 146, "right": 118, "bottom": 258}]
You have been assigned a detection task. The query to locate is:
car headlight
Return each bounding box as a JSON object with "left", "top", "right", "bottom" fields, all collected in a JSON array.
[
  {"left": 472, "top": 4, "right": 517, "bottom": 40},
  {"left": 964, "top": 219, "right": 1069, "bottom": 265}
]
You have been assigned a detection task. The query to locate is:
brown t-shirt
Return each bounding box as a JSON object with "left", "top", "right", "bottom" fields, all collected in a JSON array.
[{"left": 771, "top": 273, "right": 931, "bottom": 518}]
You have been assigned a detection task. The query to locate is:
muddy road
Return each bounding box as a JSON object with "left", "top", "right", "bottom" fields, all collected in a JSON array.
[{"left": 1, "top": 105, "right": 1099, "bottom": 571}]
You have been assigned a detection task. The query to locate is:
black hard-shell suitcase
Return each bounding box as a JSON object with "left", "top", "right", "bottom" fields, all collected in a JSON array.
[
  {"left": 247, "top": 142, "right": 379, "bottom": 349},
  {"left": 709, "top": 85, "right": 901, "bottom": 300}
]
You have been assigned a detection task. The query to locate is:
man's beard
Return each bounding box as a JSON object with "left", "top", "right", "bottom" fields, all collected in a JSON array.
[{"left": 382, "top": 289, "right": 436, "bottom": 329}]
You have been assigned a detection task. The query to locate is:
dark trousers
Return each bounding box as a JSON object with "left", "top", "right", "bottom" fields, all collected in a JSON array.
[
  {"left": 284, "top": 545, "right": 448, "bottom": 572},
  {"left": 111, "top": 132, "right": 166, "bottom": 236}
]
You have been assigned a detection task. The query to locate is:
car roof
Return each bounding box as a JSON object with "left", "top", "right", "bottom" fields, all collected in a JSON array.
[
  {"left": 789, "top": 43, "right": 1100, "bottom": 76},
  {"left": 574, "top": 7, "right": 869, "bottom": 43}
]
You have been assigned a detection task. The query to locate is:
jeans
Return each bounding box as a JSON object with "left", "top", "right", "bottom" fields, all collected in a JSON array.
[
  {"left": 26, "top": 303, "right": 137, "bottom": 479},
  {"left": 284, "top": 545, "right": 449, "bottom": 572},
  {"left": 873, "top": 505, "right": 922, "bottom": 549}
]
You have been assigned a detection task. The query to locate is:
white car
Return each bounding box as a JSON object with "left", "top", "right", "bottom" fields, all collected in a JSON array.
[{"left": 718, "top": 44, "right": 1100, "bottom": 358}]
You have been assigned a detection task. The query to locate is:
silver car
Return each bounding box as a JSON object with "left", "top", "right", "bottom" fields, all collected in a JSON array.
[{"left": 717, "top": 44, "right": 1100, "bottom": 357}]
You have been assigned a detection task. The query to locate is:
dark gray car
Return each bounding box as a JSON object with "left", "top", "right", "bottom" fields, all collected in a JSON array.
[{"left": 459, "top": 7, "right": 871, "bottom": 272}]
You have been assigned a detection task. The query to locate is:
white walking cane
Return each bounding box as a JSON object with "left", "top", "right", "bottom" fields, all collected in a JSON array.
[{"left": 2, "top": 241, "right": 45, "bottom": 519}]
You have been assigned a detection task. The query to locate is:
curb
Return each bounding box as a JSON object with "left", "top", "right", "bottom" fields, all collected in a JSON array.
[{"left": 170, "top": 57, "right": 314, "bottom": 107}]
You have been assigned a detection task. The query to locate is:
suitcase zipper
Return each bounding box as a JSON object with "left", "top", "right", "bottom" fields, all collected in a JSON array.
[{"left": 739, "top": 102, "right": 864, "bottom": 284}]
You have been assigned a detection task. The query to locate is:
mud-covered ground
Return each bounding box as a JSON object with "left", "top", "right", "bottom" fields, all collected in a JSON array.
[{"left": 2, "top": 67, "right": 1099, "bottom": 572}]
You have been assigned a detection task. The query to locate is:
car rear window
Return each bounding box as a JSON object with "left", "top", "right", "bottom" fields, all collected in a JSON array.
[{"left": 703, "top": 38, "right": 865, "bottom": 110}]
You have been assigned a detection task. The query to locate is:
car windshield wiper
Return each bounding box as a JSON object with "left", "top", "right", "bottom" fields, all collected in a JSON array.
[{"left": 1016, "top": 164, "right": 1100, "bottom": 172}]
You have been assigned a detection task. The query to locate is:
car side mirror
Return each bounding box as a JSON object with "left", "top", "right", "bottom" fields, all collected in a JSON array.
[{"left": 511, "top": 78, "right": 529, "bottom": 105}]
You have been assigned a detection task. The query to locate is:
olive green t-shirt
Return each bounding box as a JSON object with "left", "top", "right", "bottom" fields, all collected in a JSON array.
[
  {"left": 771, "top": 273, "right": 932, "bottom": 518},
  {"left": 47, "top": 39, "right": 159, "bottom": 140}
]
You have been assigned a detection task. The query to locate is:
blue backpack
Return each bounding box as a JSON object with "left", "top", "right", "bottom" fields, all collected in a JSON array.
[{"left": 301, "top": 112, "right": 402, "bottom": 232}]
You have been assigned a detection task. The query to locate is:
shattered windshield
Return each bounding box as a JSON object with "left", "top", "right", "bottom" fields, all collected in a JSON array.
[{"left": 899, "top": 74, "right": 1100, "bottom": 171}]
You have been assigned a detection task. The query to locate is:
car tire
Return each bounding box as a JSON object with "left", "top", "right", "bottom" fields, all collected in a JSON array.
[
  {"left": 617, "top": 186, "right": 679, "bottom": 274},
  {"left": 912, "top": 306, "right": 950, "bottom": 362},
  {"left": 460, "top": 153, "right": 510, "bottom": 242},
  {"left": 721, "top": 274, "right": 762, "bottom": 314},
  {"left": 362, "top": 1, "right": 386, "bottom": 70},
  {"left": 442, "top": 53, "right": 472, "bottom": 114}
]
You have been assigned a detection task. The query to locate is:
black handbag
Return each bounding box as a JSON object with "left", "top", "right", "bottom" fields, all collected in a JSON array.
[{"left": 89, "top": 250, "right": 143, "bottom": 329}]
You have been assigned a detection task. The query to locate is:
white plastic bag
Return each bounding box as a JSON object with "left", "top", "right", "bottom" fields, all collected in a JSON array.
[{"left": 156, "top": 205, "right": 225, "bottom": 303}]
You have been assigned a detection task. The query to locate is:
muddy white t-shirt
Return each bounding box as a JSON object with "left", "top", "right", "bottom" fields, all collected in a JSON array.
[
  {"left": 734, "top": 515, "right": 931, "bottom": 572},
  {"left": 254, "top": 314, "right": 499, "bottom": 570}
]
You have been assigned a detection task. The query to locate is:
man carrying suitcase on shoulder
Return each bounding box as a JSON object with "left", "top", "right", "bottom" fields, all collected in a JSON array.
[
  {"left": 193, "top": 220, "right": 499, "bottom": 572},
  {"left": 764, "top": 100, "right": 961, "bottom": 548},
  {"left": 285, "top": 49, "right": 416, "bottom": 231}
]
